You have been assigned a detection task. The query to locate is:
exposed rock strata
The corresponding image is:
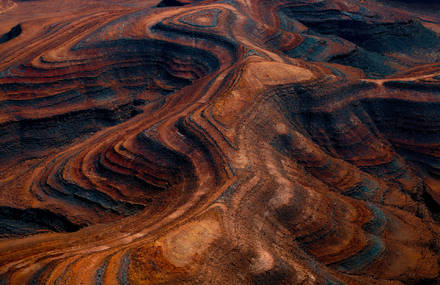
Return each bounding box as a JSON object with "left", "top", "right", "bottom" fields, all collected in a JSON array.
[{"left": 0, "top": 0, "right": 440, "bottom": 284}]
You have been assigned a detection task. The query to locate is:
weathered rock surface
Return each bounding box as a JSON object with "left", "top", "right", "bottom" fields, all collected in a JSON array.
[{"left": 0, "top": 0, "right": 440, "bottom": 284}]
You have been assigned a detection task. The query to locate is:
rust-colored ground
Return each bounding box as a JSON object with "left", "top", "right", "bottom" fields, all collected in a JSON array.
[{"left": 0, "top": 0, "right": 440, "bottom": 284}]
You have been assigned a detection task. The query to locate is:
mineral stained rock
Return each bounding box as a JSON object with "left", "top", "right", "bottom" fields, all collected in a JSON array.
[{"left": 0, "top": 0, "right": 440, "bottom": 284}]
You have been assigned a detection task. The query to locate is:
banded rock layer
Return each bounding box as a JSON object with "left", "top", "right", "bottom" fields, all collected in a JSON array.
[{"left": 0, "top": 0, "right": 440, "bottom": 284}]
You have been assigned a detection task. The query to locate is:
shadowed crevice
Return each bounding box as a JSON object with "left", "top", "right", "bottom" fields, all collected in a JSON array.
[
  {"left": 0, "top": 207, "right": 84, "bottom": 237},
  {"left": 0, "top": 24, "right": 22, "bottom": 44},
  {"left": 156, "top": 0, "right": 188, "bottom": 8}
]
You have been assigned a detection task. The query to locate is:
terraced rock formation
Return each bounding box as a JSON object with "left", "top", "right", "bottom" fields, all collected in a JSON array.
[{"left": 0, "top": 0, "right": 440, "bottom": 284}]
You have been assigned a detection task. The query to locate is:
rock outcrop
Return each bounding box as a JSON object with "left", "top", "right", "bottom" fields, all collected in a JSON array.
[{"left": 0, "top": 0, "right": 440, "bottom": 284}]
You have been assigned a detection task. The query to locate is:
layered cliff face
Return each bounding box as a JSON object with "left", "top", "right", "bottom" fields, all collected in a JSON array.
[{"left": 0, "top": 0, "right": 440, "bottom": 284}]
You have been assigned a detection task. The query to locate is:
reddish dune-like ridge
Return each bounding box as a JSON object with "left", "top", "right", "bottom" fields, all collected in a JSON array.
[{"left": 0, "top": 0, "right": 440, "bottom": 284}]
